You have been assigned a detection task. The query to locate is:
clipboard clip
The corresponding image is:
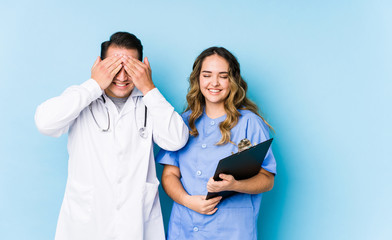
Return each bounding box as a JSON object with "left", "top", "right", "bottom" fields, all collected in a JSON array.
[{"left": 237, "top": 138, "right": 254, "bottom": 152}]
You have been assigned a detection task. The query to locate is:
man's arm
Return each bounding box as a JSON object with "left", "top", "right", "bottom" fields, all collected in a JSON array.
[
  {"left": 143, "top": 89, "right": 189, "bottom": 150},
  {"left": 35, "top": 56, "right": 122, "bottom": 137},
  {"left": 35, "top": 79, "right": 102, "bottom": 137},
  {"left": 123, "top": 56, "right": 189, "bottom": 150}
]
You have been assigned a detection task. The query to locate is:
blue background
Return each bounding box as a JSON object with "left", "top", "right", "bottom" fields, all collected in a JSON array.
[{"left": 1, "top": 0, "right": 391, "bottom": 239}]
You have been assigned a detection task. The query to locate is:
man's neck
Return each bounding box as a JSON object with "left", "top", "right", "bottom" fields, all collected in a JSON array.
[{"left": 106, "top": 95, "right": 129, "bottom": 113}]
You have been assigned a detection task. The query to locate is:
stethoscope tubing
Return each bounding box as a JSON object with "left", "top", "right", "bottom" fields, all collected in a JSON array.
[
  {"left": 89, "top": 96, "right": 110, "bottom": 132},
  {"left": 89, "top": 95, "right": 148, "bottom": 138}
]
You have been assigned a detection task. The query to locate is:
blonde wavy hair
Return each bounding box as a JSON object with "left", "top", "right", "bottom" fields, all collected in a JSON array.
[{"left": 185, "top": 47, "right": 273, "bottom": 145}]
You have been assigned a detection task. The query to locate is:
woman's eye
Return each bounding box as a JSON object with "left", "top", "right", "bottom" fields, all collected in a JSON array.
[
  {"left": 221, "top": 76, "right": 228, "bottom": 79},
  {"left": 203, "top": 75, "right": 211, "bottom": 78}
]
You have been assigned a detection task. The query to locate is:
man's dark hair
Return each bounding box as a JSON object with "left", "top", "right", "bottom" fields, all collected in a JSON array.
[{"left": 100, "top": 32, "right": 143, "bottom": 61}]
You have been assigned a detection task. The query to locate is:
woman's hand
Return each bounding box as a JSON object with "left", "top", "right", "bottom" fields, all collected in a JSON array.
[
  {"left": 208, "top": 169, "right": 275, "bottom": 195},
  {"left": 162, "top": 165, "right": 221, "bottom": 215},
  {"left": 207, "top": 174, "right": 238, "bottom": 193},
  {"left": 184, "top": 195, "right": 222, "bottom": 215}
]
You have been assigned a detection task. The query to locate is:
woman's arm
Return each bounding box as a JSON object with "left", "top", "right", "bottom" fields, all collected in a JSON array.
[
  {"left": 207, "top": 168, "right": 275, "bottom": 195},
  {"left": 162, "top": 165, "right": 222, "bottom": 215}
]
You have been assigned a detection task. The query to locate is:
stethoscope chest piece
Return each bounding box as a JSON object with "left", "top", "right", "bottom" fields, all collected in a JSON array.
[{"left": 139, "top": 127, "right": 148, "bottom": 138}]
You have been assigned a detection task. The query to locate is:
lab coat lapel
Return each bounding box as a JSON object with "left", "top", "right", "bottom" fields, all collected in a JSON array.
[{"left": 121, "top": 88, "right": 143, "bottom": 116}]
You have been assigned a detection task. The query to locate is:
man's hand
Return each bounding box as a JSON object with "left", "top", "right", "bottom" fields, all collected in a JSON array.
[
  {"left": 207, "top": 174, "right": 238, "bottom": 193},
  {"left": 91, "top": 56, "right": 123, "bottom": 90},
  {"left": 183, "top": 195, "right": 222, "bottom": 215},
  {"left": 122, "top": 56, "right": 155, "bottom": 95}
]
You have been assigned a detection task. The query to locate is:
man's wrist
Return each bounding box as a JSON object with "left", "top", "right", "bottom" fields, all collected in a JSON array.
[
  {"left": 82, "top": 79, "right": 104, "bottom": 100},
  {"left": 140, "top": 85, "right": 156, "bottom": 96}
]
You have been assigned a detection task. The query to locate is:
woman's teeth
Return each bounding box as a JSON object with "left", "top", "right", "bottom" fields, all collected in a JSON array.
[{"left": 209, "top": 89, "right": 221, "bottom": 93}]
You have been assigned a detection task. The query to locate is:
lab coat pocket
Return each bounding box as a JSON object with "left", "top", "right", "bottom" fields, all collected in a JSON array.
[
  {"left": 64, "top": 180, "right": 94, "bottom": 224},
  {"left": 142, "top": 181, "right": 160, "bottom": 222}
]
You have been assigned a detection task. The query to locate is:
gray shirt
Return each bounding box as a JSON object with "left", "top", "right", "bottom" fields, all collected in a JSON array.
[{"left": 106, "top": 95, "right": 129, "bottom": 113}]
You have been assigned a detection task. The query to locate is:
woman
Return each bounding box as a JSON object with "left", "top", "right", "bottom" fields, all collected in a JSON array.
[{"left": 156, "top": 47, "right": 276, "bottom": 239}]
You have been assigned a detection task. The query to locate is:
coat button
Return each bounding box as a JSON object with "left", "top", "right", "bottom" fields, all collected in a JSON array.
[
  {"left": 210, "top": 121, "right": 215, "bottom": 125},
  {"left": 196, "top": 170, "right": 202, "bottom": 176},
  {"left": 201, "top": 144, "right": 207, "bottom": 149},
  {"left": 193, "top": 227, "right": 199, "bottom": 232}
]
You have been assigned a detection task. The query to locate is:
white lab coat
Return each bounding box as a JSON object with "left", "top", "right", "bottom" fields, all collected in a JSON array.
[{"left": 35, "top": 79, "right": 189, "bottom": 240}]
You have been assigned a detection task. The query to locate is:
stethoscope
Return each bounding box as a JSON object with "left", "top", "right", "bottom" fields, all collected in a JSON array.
[{"left": 89, "top": 95, "right": 148, "bottom": 138}]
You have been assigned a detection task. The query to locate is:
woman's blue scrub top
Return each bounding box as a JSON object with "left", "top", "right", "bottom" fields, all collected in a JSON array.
[{"left": 156, "top": 109, "right": 277, "bottom": 240}]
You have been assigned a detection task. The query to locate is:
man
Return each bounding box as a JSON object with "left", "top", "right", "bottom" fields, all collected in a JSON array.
[{"left": 35, "top": 32, "right": 189, "bottom": 240}]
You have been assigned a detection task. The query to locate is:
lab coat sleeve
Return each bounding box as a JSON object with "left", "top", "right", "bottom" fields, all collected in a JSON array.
[
  {"left": 245, "top": 115, "right": 277, "bottom": 175},
  {"left": 35, "top": 79, "right": 102, "bottom": 137},
  {"left": 142, "top": 88, "right": 189, "bottom": 151}
]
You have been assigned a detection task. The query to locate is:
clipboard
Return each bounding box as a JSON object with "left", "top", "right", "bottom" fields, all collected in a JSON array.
[{"left": 205, "top": 138, "right": 273, "bottom": 200}]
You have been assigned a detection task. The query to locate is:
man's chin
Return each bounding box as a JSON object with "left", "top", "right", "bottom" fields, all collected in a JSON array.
[{"left": 105, "top": 87, "right": 134, "bottom": 98}]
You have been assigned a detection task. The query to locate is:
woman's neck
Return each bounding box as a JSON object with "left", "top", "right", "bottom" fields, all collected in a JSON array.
[{"left": 205, "top": 103, "right": 226, "bottom": 119}]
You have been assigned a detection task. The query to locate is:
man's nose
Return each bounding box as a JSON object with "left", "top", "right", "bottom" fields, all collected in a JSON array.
[{"left": 116, "top": 67, "right": 128, "bottom": 81}]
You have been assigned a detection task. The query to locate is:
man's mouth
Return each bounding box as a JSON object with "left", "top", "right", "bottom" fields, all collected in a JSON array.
[{"left": 113, "top": 82, "right": 129, "bottom": 87}]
